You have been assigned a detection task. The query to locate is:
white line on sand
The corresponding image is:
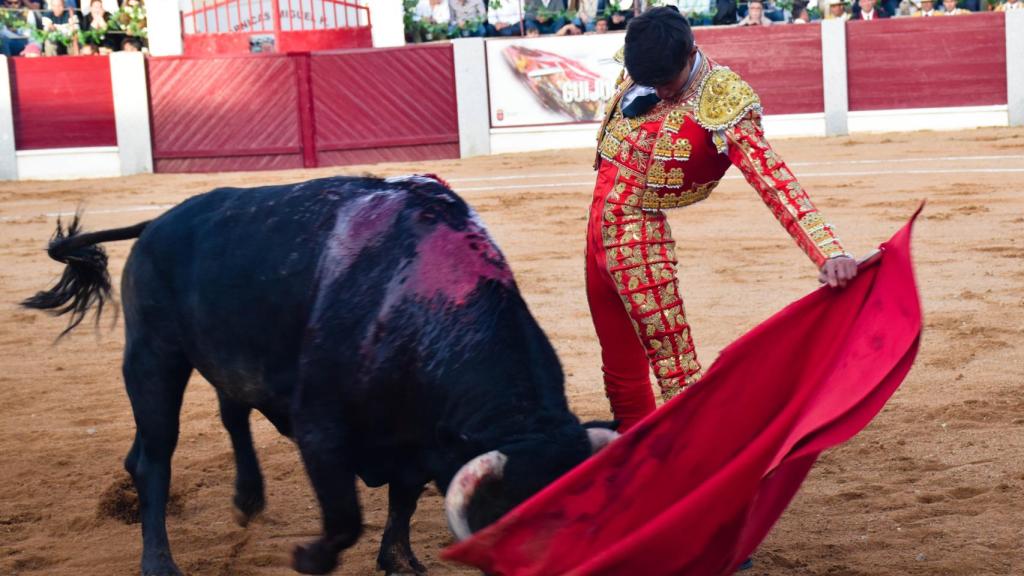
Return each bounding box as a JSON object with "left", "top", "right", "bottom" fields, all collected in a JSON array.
[
  {"left": 1, "top": 162, "right": 1022, "bottom": 223},
  {"left": 444, "top": 154, "right": 1024, "bottom": 184},
  {"left": 454, "top": 167, "right": 1024, "bottom": 192}
]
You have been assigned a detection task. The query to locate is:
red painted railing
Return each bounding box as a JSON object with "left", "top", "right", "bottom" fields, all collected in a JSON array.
[{"left": 181, "top": 0, "right": 371, "bottom": 55}]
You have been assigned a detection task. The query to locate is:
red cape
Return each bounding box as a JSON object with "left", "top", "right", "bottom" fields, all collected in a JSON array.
[{"left": 443, "top": 209, "right": 923, "bottom": 575}]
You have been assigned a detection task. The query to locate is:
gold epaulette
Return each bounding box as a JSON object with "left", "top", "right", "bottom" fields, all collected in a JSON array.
[{"left": 694, "top": 68, "right": 762, "bottom": 132}]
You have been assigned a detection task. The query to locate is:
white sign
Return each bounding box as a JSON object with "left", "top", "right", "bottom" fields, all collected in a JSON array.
[{"left": 486, "top": 33, "right": 626, "bottom": 128}]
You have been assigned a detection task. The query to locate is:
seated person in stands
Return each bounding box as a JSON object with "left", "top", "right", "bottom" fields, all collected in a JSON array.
[
  {"left": 487, "top": 0, "right": 523, "bottom": 36},
  {"left": 593, "top": 15, "right": 609, "bottom": 32},
  {"left": 556, "top": 21, "right": 583, "bottom": 34},
  {"left": 912, "top": 0, "right": 939, "bottom": 15},
  {"left": 792, "top": 3, "right": 811, "bottom": 21},
  {"left": 600, "top": 0, "right": 633, "bottom": 30},
  {"left": 1, "top": 0, "right": 37, "bottom": 56},
  {"left": 995, "top": 0, "right": 1021, "bottom": 10},
  {"left": 571, "top": 0, "right": 600, "bottom": 31},
  {"left": 38, "top": 0, "right": 80, "bottom": 56},
  {"left": 738, "top": 0, "right": 772, "bottom": 24},
  {"left": 941, "top": 0, "right": 970, "bottom": 13},
  {"left": 449, "top": 0, "right": 487, "bottom": 37},
  {"left": 524, "top": 0, "right": 566, "bottom": 35},
  {"left": 82, "top": 0, "right": 117, "bottom": 51},
  {"left": 79, "top": 40, "right": 98, "bottom": 54},
  {"left": 826, "top": 0, "right": 851, "bottom": 17},
  {"left": 851, "top": 0, "right": 888, "bottom": 18},
  {"left": 121, "top": 35, "right": 142, "bottom": 51},
  {"left": 414, "top": 0, "right": 450, "bottom": 26}
]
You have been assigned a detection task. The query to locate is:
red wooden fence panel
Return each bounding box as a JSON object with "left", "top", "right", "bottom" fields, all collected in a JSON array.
[
  {"left": 846, "top": 13, "right": 1006, "bottom": 112},
  {"left": 311, "top": 44, "right": 459, "bottom": 167},
  {"left": 9, "top": 56, "right": 117, "bottom": 151},
  {"left": 148, "top": 54, "right": 304, "bottom": 172},
  {"left": 695, "top": 25, "right": 825, "bottom": 115}
]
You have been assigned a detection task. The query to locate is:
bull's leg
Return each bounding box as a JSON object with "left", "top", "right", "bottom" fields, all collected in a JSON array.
[
  {"left": 122, "top": 339, "right": 192, "bottom": 576},
  {"left": 377, "top": 480, "right": 427, "bottom": 576},
  {"left": 216, "top": 392, "right": 266, "bottom": 526},
  {"left": 291, "top": 422, "right": 362, "bottom": 574}
]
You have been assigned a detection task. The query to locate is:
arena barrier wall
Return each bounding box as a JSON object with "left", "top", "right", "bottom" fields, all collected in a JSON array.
[
  {"left": 1, "top": 12, "right": 1021, "bottom": 179},
  {"left": 464, "top": 11, "right": 1023, "bottom": 155},
  {"left": 146, "top": 44, "right": 457, "bottom": 173}
]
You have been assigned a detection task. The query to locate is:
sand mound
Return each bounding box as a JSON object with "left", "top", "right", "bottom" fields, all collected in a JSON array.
[{"left": 97, "top": 473, "right": 185, "bottom": 525}]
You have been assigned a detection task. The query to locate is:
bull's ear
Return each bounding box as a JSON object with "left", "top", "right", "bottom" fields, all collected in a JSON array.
[{"left": 582, "top": 419, "right": 620, "bottom": 432}]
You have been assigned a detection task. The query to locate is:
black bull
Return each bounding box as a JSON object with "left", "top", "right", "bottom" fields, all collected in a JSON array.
[{"left": 23, "top": 175, "right": 616, "bottom": 576}]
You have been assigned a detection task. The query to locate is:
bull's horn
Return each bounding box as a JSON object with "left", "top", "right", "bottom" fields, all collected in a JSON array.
[
  {"left": 587, "top": 428, "right": 619, "bottom": 453},
  {"left": 445, "top": 450, "right": 508, "bottom": 541}
]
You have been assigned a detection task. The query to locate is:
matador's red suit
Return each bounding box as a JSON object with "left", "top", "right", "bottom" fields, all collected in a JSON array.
[{"left": 587, "top": 51, "right": 850, "bottom": 431}]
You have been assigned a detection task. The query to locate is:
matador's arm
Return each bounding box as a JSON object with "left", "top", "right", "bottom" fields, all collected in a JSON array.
[
  {"left": 695, "top": 68, "right": 851, "bottom": 267},
  {"left": 725, "top": 110, "right": 850, "bottom": 267}
]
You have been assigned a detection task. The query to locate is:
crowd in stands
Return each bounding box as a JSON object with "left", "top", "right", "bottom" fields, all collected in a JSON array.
[
  {"left": 1, "top": 0, "right": 147, "bottom": 56},
  {"left": 406, "top": 0, "right": 1021, "bottom": 41}
]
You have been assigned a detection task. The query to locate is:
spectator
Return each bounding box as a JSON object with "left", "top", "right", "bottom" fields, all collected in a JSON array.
[
  {"left": 792, "top": 3, "right": 811, "bottom": 20},
  {"left": 1, "top": 0, "right": 36, "bottom": 56},
  {"left": 593, "top": 15, "right": 610, "bottom": 31},
  {"left": 487, "top": 0, "right": 523, "bottom": 35},
  {"left": 120, "top": 34, "right": 140, "bottom": 50},
  {"left": 851, "top": 0, "right": 888, "bottom": 18},
  {"left": 826, "top": 0, "right": 851, "bottom": 17},
  {"left": 38, "top": 0, "right": 80, "bottom": 55},
  {"left": 738, "top": 0, "right": 772, "bottom": 24},
  {"left": 82, "top": 0, "right": 117, "bottom": 50},
  {"left": 941, "top": 0, "right": 970, "bottom": 12},
  {"left": 556, "top": 21, "right": 583, "bottom": 33},
  {"left": 995, "top": 0, "right": 1021, "bottom": 9},
  {"left": 570, "top": 0, "right": 600, "bottom": 31},
  {"left": 599, "top": 0, "right": 633, "bottom": 30},
  {"left": 912, "top": 0, "right": 939, "bottom": 14},
  {"left": 713, "top": 0, "right": 739, "bottom": 23},
  {"left": 415, "top": 0, "right": 451, "bottom": 25},
  {"left": 449, "top": 0, "right": 487, "bottom": 36},
  {"left": 79, "top": 40, "right": 97, "bottom": 53},
  {"left": 524, "top": 0, "right": 566, "bottom": 35}
]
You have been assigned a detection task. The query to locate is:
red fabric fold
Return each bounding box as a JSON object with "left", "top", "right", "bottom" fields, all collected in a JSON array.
[{"left": 443, "top": 208, "right": 923, "bottom": 576}]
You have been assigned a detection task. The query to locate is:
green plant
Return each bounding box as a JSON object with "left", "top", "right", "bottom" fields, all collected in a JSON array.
[
  {"left": 108, "top": 3, "right": 147, "bottom": 38},
  {"left": 32, "top": 26, "right": 72, "bottom": 46},
  {"left": 0, "top": 7, "right": 29, "bottom": 31},
  {"left": 78, "top": 27, "right": 104, "bottom": 45}
]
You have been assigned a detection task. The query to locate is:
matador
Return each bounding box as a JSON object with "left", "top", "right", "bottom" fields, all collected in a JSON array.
[{"left": 587, "top": 7, "right": 859, "bottom": 431}]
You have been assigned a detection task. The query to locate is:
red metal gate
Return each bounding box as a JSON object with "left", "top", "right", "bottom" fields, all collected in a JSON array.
[{"left": 181, "top": 0, "right": 371, "bottom": 55}]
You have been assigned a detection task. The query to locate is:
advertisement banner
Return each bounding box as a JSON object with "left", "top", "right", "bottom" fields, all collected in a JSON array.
[{"left": 486, "top": 33, "right": 626, "bottom": 128}]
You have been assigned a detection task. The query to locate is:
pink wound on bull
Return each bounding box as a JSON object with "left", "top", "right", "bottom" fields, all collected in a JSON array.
[{"left": 411, "top": 219, "right": 514, "bottom": 304}]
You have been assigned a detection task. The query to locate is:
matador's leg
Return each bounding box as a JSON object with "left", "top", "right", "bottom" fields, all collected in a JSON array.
[
  {"left": 586, "top": 231, "right": 656, "bottom": 431},
  {"left": 601, "top": 196, "right": 702, "bottom": 402}
]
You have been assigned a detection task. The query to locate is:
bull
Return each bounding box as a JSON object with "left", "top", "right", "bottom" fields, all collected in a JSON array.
[{"left": 24, "top": 175, "right": 616, "bottom": 576}]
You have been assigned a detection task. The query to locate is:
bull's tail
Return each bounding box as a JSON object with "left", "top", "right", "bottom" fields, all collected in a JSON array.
[{"left": 21, "top": 212, "right": 150, "bottom": 337}]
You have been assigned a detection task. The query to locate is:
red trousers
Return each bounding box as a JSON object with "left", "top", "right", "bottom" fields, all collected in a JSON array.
[{"left": 585, "top": 163, "right": 702, "bottom": 431}]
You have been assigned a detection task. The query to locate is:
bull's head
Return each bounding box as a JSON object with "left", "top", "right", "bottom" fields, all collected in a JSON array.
[{"left": 444, "top": 427, "right": 619, "bottom": 540}]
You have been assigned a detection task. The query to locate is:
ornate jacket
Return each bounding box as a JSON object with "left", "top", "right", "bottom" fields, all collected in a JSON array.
[{"left": 595, "top": 52, "right": 849, "bottom": 267}]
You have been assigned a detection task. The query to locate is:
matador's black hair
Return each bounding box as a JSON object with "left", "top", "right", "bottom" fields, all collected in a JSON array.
[{"left": 624, "top": 6, "right": 695, "bottom": 87}]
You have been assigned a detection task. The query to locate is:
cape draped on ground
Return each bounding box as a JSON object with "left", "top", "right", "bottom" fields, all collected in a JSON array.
[{"left": 443, "top": 209, "right": 923, "bottom": 576}]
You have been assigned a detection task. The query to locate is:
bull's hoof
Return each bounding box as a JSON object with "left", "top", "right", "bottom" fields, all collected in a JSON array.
[
  {"left": 232, "top": 492, "right": 266, "bottom": 527},
  {"left": 378, "top": 550, "right": 427, "bottom": 575},
  {"left": 141, "top": 551, "right": 183, "bottom": 576},
  {"left": 292, "top": 541, "right": 339, "bottom": 575}
]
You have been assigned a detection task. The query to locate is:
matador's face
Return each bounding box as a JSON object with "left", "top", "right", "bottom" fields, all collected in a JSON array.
[{"left": 653, "top": 46, "right": 699, "bottom": 101}]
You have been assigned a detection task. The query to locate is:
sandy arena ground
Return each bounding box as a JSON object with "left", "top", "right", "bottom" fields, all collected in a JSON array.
[{"left": 1, "top": 127, "right": 1022, "bottom": 576}]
